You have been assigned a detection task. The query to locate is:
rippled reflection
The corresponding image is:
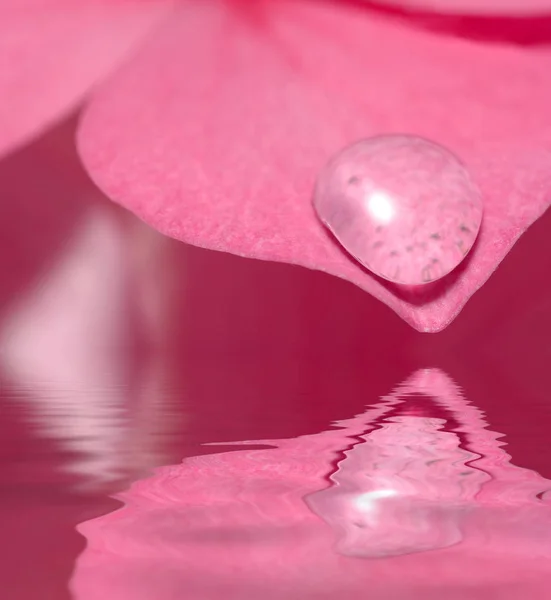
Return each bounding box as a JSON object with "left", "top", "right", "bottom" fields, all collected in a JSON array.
[
  {"left": 306, "top": 370, "right": 491, "bottom": 558},
  {"left": 71, "top": 368, "right": 551, "bottom": 600},
  {"left": 0, "top": 203, "right": 181, "bottom": 492}
]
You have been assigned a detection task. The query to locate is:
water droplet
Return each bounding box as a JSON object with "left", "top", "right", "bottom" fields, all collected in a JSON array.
[{"left": 313, "top": 135, "right": 483, "bottom": 285}]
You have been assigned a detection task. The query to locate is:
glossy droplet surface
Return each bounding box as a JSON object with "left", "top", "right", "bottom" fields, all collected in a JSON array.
[{"left": 314, "top": 135, "right": 483, "bottom": 285}]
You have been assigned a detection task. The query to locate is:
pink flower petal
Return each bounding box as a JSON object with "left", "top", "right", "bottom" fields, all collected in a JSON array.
[
  {"left": 370, "top": 0, "right": 551, "bottom": 16},
  {"left": 77, "top": 0, "right": 551, "bottom": 331},
  {"left": 0, "top": 0, "right": 175, "bottom": 158}
]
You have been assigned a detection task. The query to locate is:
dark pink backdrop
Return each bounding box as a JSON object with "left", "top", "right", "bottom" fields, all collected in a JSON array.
[{"left": 0, "top": 117, "right": 550, "bottom": 597}]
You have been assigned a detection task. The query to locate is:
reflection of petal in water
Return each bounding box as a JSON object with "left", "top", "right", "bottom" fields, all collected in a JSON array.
[
  {"left": 71, "top": 369, "right": 551, "bottom": 600},
  {"left": 0, "top": 198, "right": 186, "bottom": 493},
  {"left": 0, "top": 207, "right": 158, "bottom": 490}
]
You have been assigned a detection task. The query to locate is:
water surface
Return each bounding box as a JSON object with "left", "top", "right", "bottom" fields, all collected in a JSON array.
[{"left": 1, "top": 119, "right": 551, "bottom": 599}]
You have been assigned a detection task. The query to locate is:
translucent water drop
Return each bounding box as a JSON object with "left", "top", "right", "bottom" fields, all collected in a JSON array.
[{"left": 314, "top": 135, "right": 483, "bottom": 285}]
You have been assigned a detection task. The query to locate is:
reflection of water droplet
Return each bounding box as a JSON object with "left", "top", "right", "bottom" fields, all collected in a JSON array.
[
  {"left": 306, "top": 370, "right": 551, "bottom": 562},
  {"left": 305, "top": 372, "right": 489, "bottom": 559},
  {"left": 306, "top": 414, "right": 479, "bottom": 558},
  {"left": 313, "top": 135, "right": 483, "bottom": 285}
]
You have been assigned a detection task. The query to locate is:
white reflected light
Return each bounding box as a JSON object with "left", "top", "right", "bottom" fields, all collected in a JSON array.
[
  {"left": 365, "top": 191, "right": 395, "bottom": 224},
  {"left": 355, "top": 489, "right": 398, "bottom": 513}
]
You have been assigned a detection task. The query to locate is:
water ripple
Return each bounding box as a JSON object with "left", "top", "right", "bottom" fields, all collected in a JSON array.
[{"left": 71, "top": 369, "right": 551, "bottom": 599}]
